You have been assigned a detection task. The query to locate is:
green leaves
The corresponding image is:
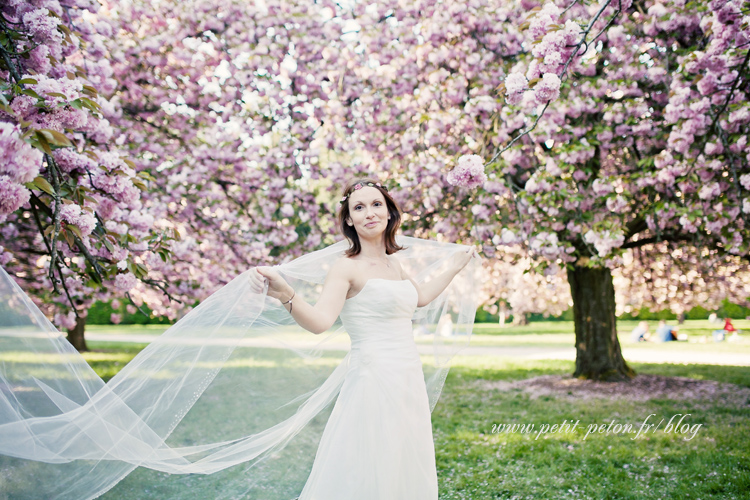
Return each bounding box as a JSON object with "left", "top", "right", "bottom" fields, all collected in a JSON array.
[
  {"left": 70, "top": 97, "right": 101, "bottom": 114},
  {"left": 27, "top": 128, "right": 72, "bottom": 154},
  {"left": 137, "top": 171, "right": 157, "bottom": 182},
  {"left": 157, "top": 247, "right": 171, "bottom": 263},
  {"left": 32, "top": 176, "right": 55, "bottom": 196},
  {"left": 127, "top": 260, "right": 149, "bottom": 279},
  {"left": 67, "top": 224, "right": 83, "bottom": 239},
  {"left": 102, "top": 235, "right": 115, "bottom": 253},
  {"left": 38, "top": 128, "right": 73, "bottom": 147},
  {"left": 81, "top": 85, "right": 98, "bottom": 98}
]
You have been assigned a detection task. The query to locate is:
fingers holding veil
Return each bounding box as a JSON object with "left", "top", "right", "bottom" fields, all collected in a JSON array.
[{"left": 248, "top": 267, "right": 269, "bottom": 295}]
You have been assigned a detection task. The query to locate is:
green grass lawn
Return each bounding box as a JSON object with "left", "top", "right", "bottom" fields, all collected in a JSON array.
[
  {"left": 88, "top": 321, "right": 750, "bottom": 354},
  {"left": 464, "top": 320, "right": 750, "bottom": 351},
  {"left": 71, "top": 329, "right": 750, "bottom": 500},
  {"left": 433, "top": 357, "right": 750, "bottom": 500}
]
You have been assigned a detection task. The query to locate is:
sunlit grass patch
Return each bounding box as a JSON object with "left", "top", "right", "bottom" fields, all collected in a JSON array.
[
  {"left": 433, "top": 357, "right": 750, "bottom": 499},
  {"left": 34, "top": 337, "right": 750, "bottom": 499}
]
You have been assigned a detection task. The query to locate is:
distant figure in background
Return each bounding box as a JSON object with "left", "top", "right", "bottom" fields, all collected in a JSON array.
[
  {"left": 712, "top": 328, "right": 726, "bottom": 342},
  {"left": 630, "top": 321, "right": 650, "bottom": 342},
  {"left": 656, "top": 320, "right": 687, "bottom": 342},
  {"left": 437, "top": 313, "right": 454, "bottom": 337},
  {"left": 656, "top": 320, "right": 676, "bottom": 342},
  {"left": 412, "top": 323, "right": 429, "bottom": 337},
  {"left": 724, "top": 317, "right": 736, "bottom": 334},
  {"left": 708, "top": 312, "right": 720, "bottom": 324},
  {"left": 713, "top": 317, "right": 740, "bottom": 342},
  {"left": 723, "top": 317, "right": 742, "bottom": 342}
]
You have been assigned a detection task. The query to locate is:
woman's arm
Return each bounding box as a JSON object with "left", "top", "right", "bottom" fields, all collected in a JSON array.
[
  {"left": 396, "top": 247, "right": 479, "bottom": 308},
  {"left": 252, "top": 258, "right": 350, "bottom": 335}
]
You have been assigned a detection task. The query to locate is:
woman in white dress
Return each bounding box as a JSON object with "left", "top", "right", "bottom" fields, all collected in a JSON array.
[
  {"left": 250, "top": 177, "right": 479, "bottom": 499},
  {"left": 0, "top": 177, "right": 481, "bottom": 500}
]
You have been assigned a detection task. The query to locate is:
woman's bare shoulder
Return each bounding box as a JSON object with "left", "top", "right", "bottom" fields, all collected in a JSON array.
[{"left": 329, "top": 256, "right": 355, "bottom": 283}]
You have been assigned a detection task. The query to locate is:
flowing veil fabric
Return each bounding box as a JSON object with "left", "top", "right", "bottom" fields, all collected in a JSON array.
[{"left": 0, "top": 234, "right": 483, "bottom": 499}]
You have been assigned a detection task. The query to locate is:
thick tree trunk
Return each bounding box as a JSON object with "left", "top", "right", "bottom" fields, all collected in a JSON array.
[
  {"left": 512, "top": 312, "right": 528, "bottom": 326},
  {"left": 66, "top": 314, "right": 88, "bottom": 352},
  {"left": 567, "top": 265, "right": 635, "bottom": 381}
]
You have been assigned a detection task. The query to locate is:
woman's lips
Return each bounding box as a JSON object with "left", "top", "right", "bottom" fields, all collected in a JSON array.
[{"left": 365, "top": 221, "right": 378, "bottom": 227}]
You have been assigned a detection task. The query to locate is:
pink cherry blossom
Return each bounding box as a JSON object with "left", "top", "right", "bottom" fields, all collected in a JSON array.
[
  {"left": 0, "top": 123, "right": 43, "bottom": 183},
  {"left": 114, "top": 273, "right": 138, "bottom": 292},
  {"left": 534, "top": 73, "right": 562, "bottom": 104},
  {"left": 447, "top": 155, "right": 488, "bottom": 189},
  {"left": 0, "top": 177, "right": 30, "bottom": 216}
]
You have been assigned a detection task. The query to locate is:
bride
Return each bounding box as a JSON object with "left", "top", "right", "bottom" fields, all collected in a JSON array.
[
  {"left": 251, "top": 177, "right": 479, "bottom": 499},
  {"left": 0, "top": 176, "right": 482, "bottom": 500}
]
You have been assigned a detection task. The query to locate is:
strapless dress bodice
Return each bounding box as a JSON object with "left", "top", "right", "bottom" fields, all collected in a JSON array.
[{"left": 339, "top": 278, "right": 419, "bottom": 366}]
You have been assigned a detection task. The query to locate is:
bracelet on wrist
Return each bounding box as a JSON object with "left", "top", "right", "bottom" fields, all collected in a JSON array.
[{"left": 282, "top": 289, "right": 295, "bottom": 313}]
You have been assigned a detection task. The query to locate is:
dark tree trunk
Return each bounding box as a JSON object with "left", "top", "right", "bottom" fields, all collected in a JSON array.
[
  {"left": 513, "top": 312, "right": 528, "bottom": 326},
  {"left": 567, "top": 265, "right": 635, "bottom": 381},
  {"left": 677, "top": 312, "right": 686, "bottom": 325},
  {"left": 66, "top": 314, "right": 88, "bottom": 352}
]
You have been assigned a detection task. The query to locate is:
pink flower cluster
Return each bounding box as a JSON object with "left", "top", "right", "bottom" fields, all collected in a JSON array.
[
  {"left": 22, "top": 8, "right": 62, "bottom": 45},
  {"left": 499, "top": 2, "right": 582, "bottom": 108},
  {"left": 0, "top": 123, "right": 42, "bottom": 196},
  {"left": 529, "top": 231, "right": 560, "bottom": 258},
  {"left": 0, "top": 176, "right": 31, "bottom": 219},
  {"left": 528, "top": 19, "right": 580, "bottom": 80},
  {"left": 533, "top": 73, "right": 562, "bottom": 104},
  {"left": 54, "top": 311, "right": 78, "bottom": 331},
  {"left": 504, "top": 73, "right": 528, "bottom": 106},
  {"left": 447, "top": 154, "right": 488, "bottom": 189},
  {"left": 114, "top": 272, "right": 138, "bottom": 292},
  {"left": 58, "top": 203, "right": 98, "bottom": 237},
  {"left": 584, "top": 230, "right": 625, "bottom": 257},
  {"left": 52, "top": 149, "right": 98, "bottom": 174}
]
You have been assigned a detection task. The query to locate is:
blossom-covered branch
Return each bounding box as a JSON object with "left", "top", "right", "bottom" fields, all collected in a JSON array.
[{"left": 0, "top": 0, "right": 175, "bottom": 336}]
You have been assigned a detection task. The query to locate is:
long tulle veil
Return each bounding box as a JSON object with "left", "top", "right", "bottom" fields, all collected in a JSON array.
[{"left": 0, "top": 234, "right": 483, "bottom": 499}]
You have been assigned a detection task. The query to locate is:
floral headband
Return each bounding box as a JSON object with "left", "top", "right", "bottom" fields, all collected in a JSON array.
[{"left": 339, "top": 181, "right": 389, "bottom": 205}]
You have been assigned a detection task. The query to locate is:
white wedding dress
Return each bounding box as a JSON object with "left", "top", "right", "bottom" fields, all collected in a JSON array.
[{"left": 299, "top": 278, "right": 438, "bottom": 500}]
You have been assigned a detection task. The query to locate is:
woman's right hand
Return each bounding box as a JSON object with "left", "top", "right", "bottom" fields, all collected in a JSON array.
[
  {"left": 450, "top": 245, "right": 481, "bottom": 273},
  {"left": 249, "top": 266, "right": 294, "bottom": 303}
]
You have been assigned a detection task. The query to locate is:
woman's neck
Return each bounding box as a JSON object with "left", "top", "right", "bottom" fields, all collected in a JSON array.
[{"left": 356, "top": 236, "right": 387, "bottom": 260}]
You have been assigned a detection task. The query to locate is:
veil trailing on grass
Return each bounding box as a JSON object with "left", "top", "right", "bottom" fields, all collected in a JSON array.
[{"left": 0, "top": 234, "right": 482, "bottom": 500}]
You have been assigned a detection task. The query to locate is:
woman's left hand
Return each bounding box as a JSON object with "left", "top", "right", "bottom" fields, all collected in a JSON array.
[{"left": 451, "top": 245, "right": 481, "bottom": 272}]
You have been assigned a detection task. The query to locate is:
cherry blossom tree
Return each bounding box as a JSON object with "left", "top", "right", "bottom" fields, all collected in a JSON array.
[
  {"left": 481, "top": 0, "right": 750, "bottom": 379},
  {"left": 479, "top": 244, "right": 572, "bottom": 325},
  {"left": 0, "top": 0, "right": 175, "bottom": 350}
]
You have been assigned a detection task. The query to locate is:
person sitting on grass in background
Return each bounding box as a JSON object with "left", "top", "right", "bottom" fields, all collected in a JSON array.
[
  {"left": 723, "top": 317, "right": 742, "bottom": 342},
  {"left": 630, "top": 321, "right": 650, "bottom": 343},
  {"left": 656, "top": 320, "right": 687, "bottom": 342},
  {"left": 724, "top": 317, "right": 736, "bottom": 334}
]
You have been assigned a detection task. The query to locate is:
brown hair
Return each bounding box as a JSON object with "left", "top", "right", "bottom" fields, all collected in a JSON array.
[{"left": 337, "top": 177, "right": 406, "bottom": 257}]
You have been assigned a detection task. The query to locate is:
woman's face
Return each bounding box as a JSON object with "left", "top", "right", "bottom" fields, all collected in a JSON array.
[{"left": 347, "top": 186, "right": 389, "bottom": 235}]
